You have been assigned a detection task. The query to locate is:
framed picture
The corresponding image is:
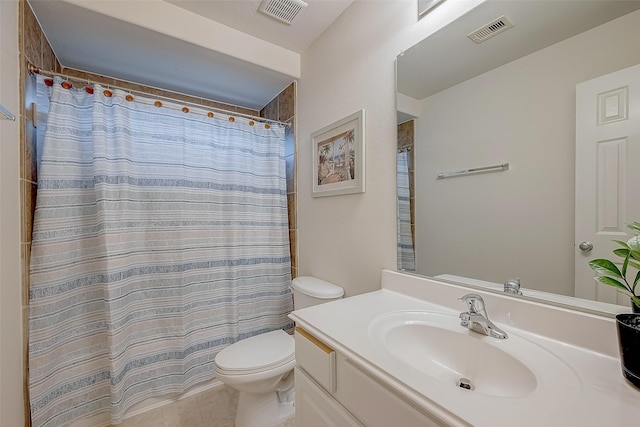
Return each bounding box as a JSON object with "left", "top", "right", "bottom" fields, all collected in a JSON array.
[
  {"left": 312, "top": 109, "right": 365, "bottom": 197},
  {"left": 418, "top": 0, "right": 446, "bottom": 19}
]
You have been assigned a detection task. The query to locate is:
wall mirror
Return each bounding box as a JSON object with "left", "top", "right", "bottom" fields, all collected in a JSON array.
[{"left": 396, "top": 0, "right": 640, "bottom": 315}]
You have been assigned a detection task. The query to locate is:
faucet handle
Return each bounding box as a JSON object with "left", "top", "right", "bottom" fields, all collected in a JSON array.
[
  {"left": 458, "top": 293, "right": 486, "bottom": 315},
  {"left": 504, "top": 278, "right": 522, "bottom": 295}
]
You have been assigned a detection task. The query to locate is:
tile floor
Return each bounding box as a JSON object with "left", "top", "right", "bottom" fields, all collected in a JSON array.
[{"left": 118, "top": 386, "right": 294, "bottom": 427}]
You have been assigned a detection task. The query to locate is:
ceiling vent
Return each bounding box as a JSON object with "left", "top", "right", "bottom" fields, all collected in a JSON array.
[
  {"left": 467, "top": 16, "right": 514, "bottom": 44},
  {"left": 258, "top": 0, "right": 308, "bottom": 25}
]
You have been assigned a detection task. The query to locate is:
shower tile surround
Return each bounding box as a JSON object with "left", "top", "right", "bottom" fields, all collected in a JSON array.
[{"left": 18, "top": 1, "right": 298, "bottom": 424}]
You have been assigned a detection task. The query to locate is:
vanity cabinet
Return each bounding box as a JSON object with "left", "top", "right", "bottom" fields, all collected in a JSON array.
[
  {"left": 295, "top": 327, "right": 446, "bottom": 427},
  {"left": 295, "top": 368, "right": 363, "bottom": 427}
]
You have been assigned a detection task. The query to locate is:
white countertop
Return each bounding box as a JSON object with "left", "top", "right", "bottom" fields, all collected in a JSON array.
[{"left": 289, "top": 270, "right": 640, "bottom": 427}]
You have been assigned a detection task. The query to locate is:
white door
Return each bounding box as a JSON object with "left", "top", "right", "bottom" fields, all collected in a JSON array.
[{"left": 575, "top": 63, "right": 640, "bottom": 305}]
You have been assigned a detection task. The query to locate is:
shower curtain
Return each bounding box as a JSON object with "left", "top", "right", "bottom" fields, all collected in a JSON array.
[
  {"left": 28, "top": 76, "right": 292, "bottom": 427},
  {"left": 397, "top": 150, "right": 415, "bottom": 271}
]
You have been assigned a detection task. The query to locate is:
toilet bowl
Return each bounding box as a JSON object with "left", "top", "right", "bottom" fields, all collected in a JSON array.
[
  {"left": 214, "top": 330, "right": 296, "bottom": 427},
  {"left": 213, "top": 276, "right": 344, "bottom": 427}
]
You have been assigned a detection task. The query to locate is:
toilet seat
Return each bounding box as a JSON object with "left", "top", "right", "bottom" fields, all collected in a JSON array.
[{"left": 214, "top": 330, "right": 294, "bottom": 375}]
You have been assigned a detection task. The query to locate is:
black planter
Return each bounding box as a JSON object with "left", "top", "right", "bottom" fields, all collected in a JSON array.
[{"left": 616, "top": 313, "right": 640, "bottom": 389}]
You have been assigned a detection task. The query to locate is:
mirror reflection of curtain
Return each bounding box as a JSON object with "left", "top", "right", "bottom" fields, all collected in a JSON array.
[
  {"left": 397, "top": 149, "right": 415, "bottom": 271},
  {"left": 28, "top": 76, "right": 292, "bottom": 427}
]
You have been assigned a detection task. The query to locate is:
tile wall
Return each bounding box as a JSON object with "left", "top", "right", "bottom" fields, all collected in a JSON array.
[{"left": 18, "top": 1, "right": 298, "bottom": 424}]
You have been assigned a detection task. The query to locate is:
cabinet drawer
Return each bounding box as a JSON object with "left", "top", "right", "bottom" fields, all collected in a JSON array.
[
  {"left": 337, "top": 356, "right": 446, "bottom": 427},
  {"left": 295, "top": 327, "right": 336, "bottom": 392}
]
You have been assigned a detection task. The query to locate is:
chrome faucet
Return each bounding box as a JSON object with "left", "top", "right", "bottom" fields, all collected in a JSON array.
[
  {"left": 458, "top": 294, "right": 508, "bottom": 339},
  {"left": 503, "top": 278, "right": 522, "bottom": 295}
]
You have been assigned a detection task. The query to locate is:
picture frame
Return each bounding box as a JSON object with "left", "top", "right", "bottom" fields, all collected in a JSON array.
[
  {"left": 312, "top": 109, "right": 365, "bottom": 198},
  {"left": 418, "top": 0, "right": 446, "bottom": 19}
]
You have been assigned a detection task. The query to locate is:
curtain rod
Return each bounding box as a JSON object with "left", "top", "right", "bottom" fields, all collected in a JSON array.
[{"left": 28, "top": 64, "right": 291, "bottom": 128}]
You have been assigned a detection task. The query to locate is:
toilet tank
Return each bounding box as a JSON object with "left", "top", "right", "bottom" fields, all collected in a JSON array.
[{"left": 291, "top": 276, "right": 344, "bottom": 310}]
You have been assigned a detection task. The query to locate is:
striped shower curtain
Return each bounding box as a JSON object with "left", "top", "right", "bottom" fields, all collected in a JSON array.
[
  {"left": 397, "top": 150, "right": 415, "bottom": 271},
  {"left": 28, "top": 76, "right": 292, "bottom": 427}
]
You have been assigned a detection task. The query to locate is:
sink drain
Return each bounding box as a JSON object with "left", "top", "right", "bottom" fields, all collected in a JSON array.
[{"left": 456, "top": 378, "right": 473, "bottom": 390}]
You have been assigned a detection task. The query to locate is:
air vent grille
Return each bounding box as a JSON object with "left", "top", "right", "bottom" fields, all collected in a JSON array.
[
  {"left": 259, "top": 0, "right": 308, "bottom": 25},
  {"left": 468, "top": 16, "right": 513, "bottom": 44}
]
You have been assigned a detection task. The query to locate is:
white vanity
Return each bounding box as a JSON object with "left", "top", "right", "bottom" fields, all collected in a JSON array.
[{"left": 289, "top": 270, "right": 640, "bottom": 426}]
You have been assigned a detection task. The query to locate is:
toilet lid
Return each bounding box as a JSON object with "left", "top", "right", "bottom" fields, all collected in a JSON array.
[
  {"left": 291, "top": 276, "right": 344, "bottom": 299},
  {"left": 215, "top": 330, "right": 294, "bottom": 374}
]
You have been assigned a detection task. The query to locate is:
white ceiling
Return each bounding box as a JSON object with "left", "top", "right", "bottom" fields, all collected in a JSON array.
[
  {"left": 397, "top": 0, "right": 640, "bottom": 101},
  {"left": 28, "top": 0, "right": 353, "bottom": 110},
  {"left": 166, "top": 0, "right": 353, "bottom": 54}
]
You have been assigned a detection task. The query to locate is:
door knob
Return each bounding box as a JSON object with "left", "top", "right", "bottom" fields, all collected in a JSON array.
[{"left": 579, "top": 241, "right": 593, "bottom": 252}]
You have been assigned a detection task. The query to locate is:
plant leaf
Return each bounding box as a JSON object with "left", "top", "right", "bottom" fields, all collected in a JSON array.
[
  {"left": 627, "top": 222, "right": 640, "bottom": 233},
  {"left": 589, "top": 259, "right": 623, "bottom": 278},
  {"left": 628, "top": 235, "right": 640, "bottom": 252},
  {"left": 622, "top": 252, "right": 630, "bottom": 277},
  {"left": 595, "top": 276, "right": 632, "bottom": 293},
  {"left": 631, "top": 250, "right": 640, "bottom": 262},
  {"left": 614, "top": 248, "right": 630, "bottom": 258},
  {"left": 633, "top": 270, "right": 640, "bottom": 294},
  {"left": 614, "top": 240, "right": 630, "bottom": 249},
  {"left": 629, "top": 259, "right": 640, "bottom": 270}
]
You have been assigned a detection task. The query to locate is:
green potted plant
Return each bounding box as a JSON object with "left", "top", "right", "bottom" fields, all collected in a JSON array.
[
  {"left": 588, "top": 221, "right": 640, "bottom": 312},
  {"left": 588, "top": 221, "right": 640, "bottom": 389}
]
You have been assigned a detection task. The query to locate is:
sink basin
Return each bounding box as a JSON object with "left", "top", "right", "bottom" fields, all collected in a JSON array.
[{"left": 368, "top": 311, "right": 578, "bottom": 398}]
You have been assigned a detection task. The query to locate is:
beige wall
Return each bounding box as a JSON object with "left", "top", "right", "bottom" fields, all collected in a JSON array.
[
  {"left": 1, "top": 0, "right": 25, "bottom": 426},
  {"left": 297, "top": 0, "right": 480, "bottom": 296},
  {"left": 414, "top": 9, "right": 640, "bottom": 296}
]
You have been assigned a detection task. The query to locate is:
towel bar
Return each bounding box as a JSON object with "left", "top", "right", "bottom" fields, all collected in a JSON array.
[{"left": 437, "top": 163, "right": 509, "bottom": 179}]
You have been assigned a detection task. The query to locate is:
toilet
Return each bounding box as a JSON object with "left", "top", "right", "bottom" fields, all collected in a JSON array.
[{"left": 214, "top": 276, "right": 344, "bottom": 427}]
